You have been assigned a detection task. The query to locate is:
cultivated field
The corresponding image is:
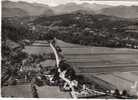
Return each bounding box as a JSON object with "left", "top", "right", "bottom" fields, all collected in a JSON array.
[
  {"left": 55, "top": 40, "right": 138, "bottom": 71},
  {"left": 22, "top": 39, "right": 138, "bottom": 93},
  {"left": 22, "top": 40, "right": 52, "bottom": 55},
  {"left": 56, "top": 40, "right": 138, "bottom": 92},
  {"left": 2, "top": 84, "right": 33, "bottom": 97},
  {"left": 23, "top": 39, "right": 138, "bottom": 74},
  {"left": 92, "top": 72, "right": 138, "bottom": 93},
  {"left": 36, "top": 86, "right": 71, "bottom": 98}
]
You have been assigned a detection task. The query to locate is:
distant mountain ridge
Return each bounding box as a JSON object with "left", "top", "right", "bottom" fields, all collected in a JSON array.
[
  {"left": 52, "top": 3, "right": 111, "bottom": 15},
  {"left": 2, "top": 0, "right": 54, "bottom": 17},
  {"left": 2, "top": 1, "right": 138, "bottom": 18},
  {"left": 99, "top": 6, "right": 138, "bottom": 18},
  {"left": 2, "top": 7, "right": 28, "bottom": 17}
]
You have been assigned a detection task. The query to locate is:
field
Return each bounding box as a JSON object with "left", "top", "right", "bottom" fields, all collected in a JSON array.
[
  {"left": 21, "top": 39, "right": 138, "bottom": 95},
  {"left": 36, "top": 86, "right": 71, "bottom": 98},
  {"left": 56, "top": 40, "right": 138, "bottom": 92},
  {"left": 2, "top": 84, "right": 33, "bottom": 97},
  {"left": 23, "top": 39, "right": 138, "bottom": 73},
  {"left": 92, "top": 72, "right": 138, "bottom": 94},
  {"left": 55, "top": 40, "right": 138, "bottom": 70},
  {"left": 22, "top": 40, "right": 52, "bottom": 55}
]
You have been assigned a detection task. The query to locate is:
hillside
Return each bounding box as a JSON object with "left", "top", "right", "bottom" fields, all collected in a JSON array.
[
  {"left": 33, "top": 11, "right": 138, "bottom": 48},
  {"left": 2, "top": 17, "right": 37, "bottom": 42}
]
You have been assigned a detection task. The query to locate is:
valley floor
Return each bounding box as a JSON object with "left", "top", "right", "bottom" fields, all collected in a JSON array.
[{"left": 2, "top": 39, "right": 138, "bottom": 98}]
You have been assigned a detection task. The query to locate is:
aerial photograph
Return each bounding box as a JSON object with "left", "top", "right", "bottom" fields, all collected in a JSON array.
[{"left": 1, "top": 0, "right": 138, "bottom": 98}]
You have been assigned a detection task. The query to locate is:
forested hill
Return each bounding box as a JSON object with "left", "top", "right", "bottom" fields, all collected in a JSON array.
[
  {"left": 34, "top": 12, "right": 138, "bottom": 48},
  {"left": 2, "top": 18, "right": 33, "bottom": 42},
  {"left": 2, "top": 11, "right": 138, "bottom": 48}
]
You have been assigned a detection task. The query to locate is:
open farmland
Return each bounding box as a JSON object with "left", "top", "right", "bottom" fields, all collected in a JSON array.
[
  {"left": 22, "top": 40, "right": 53, "bottom": 55},
  {"left": 2, "top": 84, "right": 33, "bottom": 97},
  {"left": 23, "top": 39, "right": 138, "bottom": 74},
  {"left": 56, "top": 40, "right": 138, "bottom": 72},
  {"left": 36, "top": 86, "right": 71, "bottom": 98},
  {"left": 56, "top": 39, "right": 138, "bottom": 92},
  {"left": 79, "top": 72, "right": 138, "bottom": 96},
  {"left": 2, "top": 39, "right": 138, "bottom": 98},
  {"left": 91, "top": 72, "right": 138, "bottom": 92}
]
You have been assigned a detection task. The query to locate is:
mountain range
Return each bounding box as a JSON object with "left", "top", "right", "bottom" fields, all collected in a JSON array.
[
  {"left": 2, "top": 1, "right": 54, "bottom": 17},
  {"left": 2, "top": 7, "right": 28, "bottom": 17},
  {"left": 52, "top": 3, "right": 111, "bottom": 15},
  {"left": 2, "top": 0, "right": 138, "bottom": 18},
  {"left": 99, "top": 5, "right": 138, "bottom": 18}
]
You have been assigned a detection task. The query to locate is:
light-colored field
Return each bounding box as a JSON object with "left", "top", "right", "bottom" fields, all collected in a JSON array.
[
  {"left": 36, "top": 86, "right": 71, "bottom": 98},
  {"left": 56, "top": 40, "right": 138, "bottom": 54},
  {"left": 40, "top": 59, "right": 56, "bottom": 67},
  {"left": 23, "top": 46, "right": 52, "bottom": 55},
  {"left": 2, "top": 84, "right": 32, "bottom": 98},
  {"left": 22, "top": 40, "right": 52, "bottom": 55},
  {"left": 55, "top": 39, "right": 138, "bottom": 71},
  {"left": 92, "top": 72, "right": 138, "bottom": 91},
  {"left": 80, "top": 72, "right": 138, "bottom": 96}
]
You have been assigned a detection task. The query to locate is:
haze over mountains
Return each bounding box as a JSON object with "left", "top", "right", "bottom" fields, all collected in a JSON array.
[
  {"left": 2, "top": 0, "right": 138, "bottom": 18},
  {"left": 52, "top": 3, "right": 111, "bottom": 15},
  {"left": 2, "top": 7, "right": 28, "bottom": 17},
  {"left": 2, "top": 1, "right": 54, "bottom": 16},
  {"left": 100, "top": 6, "right": 138, "bottom": 18}
]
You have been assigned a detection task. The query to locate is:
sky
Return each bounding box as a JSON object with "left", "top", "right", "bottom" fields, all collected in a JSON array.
[{"left": 2, "top": 0, "right": 138, "bottom": 6}]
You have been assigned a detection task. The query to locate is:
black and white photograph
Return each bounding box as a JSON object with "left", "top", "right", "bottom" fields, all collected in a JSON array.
[{"left": 1, "top": 0, "right": 138, "bottom": 98}]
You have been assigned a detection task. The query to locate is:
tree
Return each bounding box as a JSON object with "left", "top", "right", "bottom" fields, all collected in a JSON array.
[{"left": 113, "top": 89, "right": 120, "bottom": 97}]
